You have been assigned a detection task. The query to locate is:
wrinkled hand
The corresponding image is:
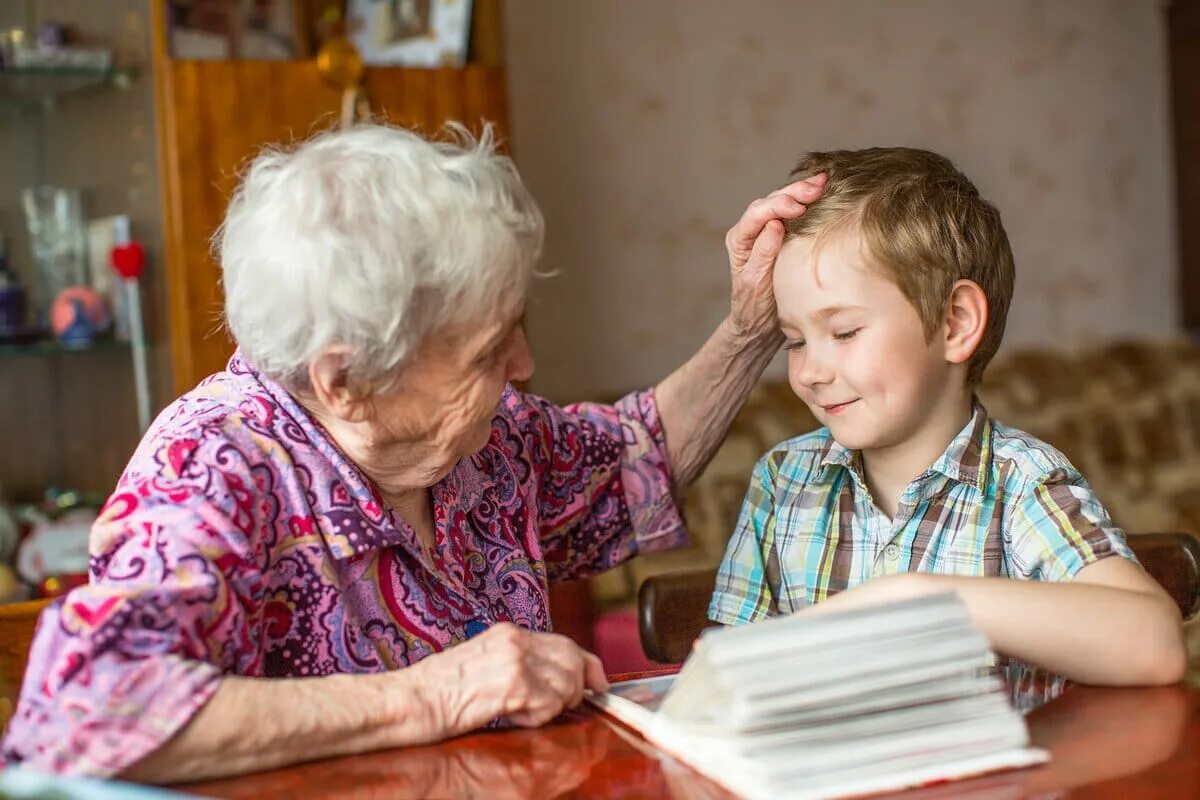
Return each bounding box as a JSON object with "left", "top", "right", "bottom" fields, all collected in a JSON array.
[
  {"left": 726, "top": 174, "right": 828, "bottom": 339},
  {"left": 412, "top": 622, "right": 609, "bottom": 737}
]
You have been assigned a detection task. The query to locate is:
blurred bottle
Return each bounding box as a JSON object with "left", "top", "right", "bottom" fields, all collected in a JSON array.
[{"left": 0, "top": 236, "right": 28, "bottom": 337}]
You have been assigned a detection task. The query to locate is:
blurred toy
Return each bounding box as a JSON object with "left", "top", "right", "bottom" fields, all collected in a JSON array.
[
  {"left": 36, "top": 572, "right": 87, "bottom": 599},
  {"left": 49, "top": 285, "right": 110, "bottom": 347},
  {"left": 0, "top": 493, "right": 22, "bottom": 603},
  {"left": 16, "top": 505, "right": 94, "bottom": 596},
  {"left": 0, "top": 235, "right": 30, "bottom": 341},
  {"left": 0, "top": 564, "right": 22, "bottom": 602},
  {"left": 0, "top": 495, "right": 18, "bottom": 563}
]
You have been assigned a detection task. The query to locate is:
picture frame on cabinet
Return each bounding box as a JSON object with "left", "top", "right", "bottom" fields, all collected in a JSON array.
[
  {"left": 347, "top": 0, "right": 472, "bottom": 67},
  {"left": 168, "top": 0, "right": 308, "bottom": 59}
]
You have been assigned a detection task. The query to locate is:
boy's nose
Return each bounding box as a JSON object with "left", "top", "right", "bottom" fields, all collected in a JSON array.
[{"left": 794, "top": 349, "right": 834, "bottom": 387}]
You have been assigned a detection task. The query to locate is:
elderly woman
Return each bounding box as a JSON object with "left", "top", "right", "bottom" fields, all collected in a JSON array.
[{"left": 2, "top": 124, "right": 824, "bottom": 782}]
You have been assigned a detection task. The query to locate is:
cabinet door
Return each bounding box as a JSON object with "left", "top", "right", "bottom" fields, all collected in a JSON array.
[{"left": 153, "top": 34, "right": 507, "bottom": 391}]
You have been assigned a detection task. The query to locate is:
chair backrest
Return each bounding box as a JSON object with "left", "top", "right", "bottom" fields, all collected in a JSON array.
[
  {"left": 0, "top": 599, "right": 49, "bottom": 732},
  {"left": 1130, "top": 532, "right": 1200, "bottom": 619},
  {"left": 638, "top": 568, "right": 717, "bottom": 664},
  {"left": 637, "top": 531, "right": 1200, "bottom": 664}
]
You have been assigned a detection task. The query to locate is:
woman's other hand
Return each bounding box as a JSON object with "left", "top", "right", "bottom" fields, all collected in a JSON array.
[
  {"left": 726, "top": 174, "right": 828, "bottom": 341},
  {"left": 410, "top": 622, "right": 609, "bottom": 737}
]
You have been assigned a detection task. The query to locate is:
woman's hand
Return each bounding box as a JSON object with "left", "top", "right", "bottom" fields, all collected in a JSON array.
[
  {"left": 726, "top": 174, "right": 828, "bottom": 341},
  {"left": 409, "top": 622, "right": 609, "bottom": 738},
  {"left": 656, "top": 174, "right": 830, "bottom": 487}
]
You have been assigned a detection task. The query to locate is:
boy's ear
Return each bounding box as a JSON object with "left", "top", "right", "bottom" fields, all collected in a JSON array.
[
  {"left": 942, "top": 280, "right": 988, "bottom": 366},
  {"left": 309, "top": 345, "right": 372, "bottom": 423}
]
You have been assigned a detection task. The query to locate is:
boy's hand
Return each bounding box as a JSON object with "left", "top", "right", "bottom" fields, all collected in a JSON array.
[{"left": 726, "top": 174, "right": 828, "bottom": 340}]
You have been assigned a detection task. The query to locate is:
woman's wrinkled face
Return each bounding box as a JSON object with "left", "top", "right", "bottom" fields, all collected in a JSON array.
[{"left": 366, "top": 305, "right": 535, "bottom": 485}]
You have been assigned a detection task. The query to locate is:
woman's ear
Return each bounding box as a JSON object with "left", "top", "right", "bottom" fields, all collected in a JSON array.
[
  {"left": 943, "top": 279, "right": 988, "bottom": 366},
  {"left": 308, "top": 346, "right": 371, "bottom": 423}
]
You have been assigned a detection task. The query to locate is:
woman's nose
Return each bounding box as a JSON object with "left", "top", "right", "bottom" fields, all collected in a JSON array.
[{"left": 506, "top": 325, "right": 536, "bottom": 383}]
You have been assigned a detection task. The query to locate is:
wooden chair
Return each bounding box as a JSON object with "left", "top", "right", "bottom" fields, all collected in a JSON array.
[
  {"left": 638, "top": 532, "right": 1200, "bottom": 664},
  {"left": 0, "top": 599, "right": 49, "bottom": 732}
]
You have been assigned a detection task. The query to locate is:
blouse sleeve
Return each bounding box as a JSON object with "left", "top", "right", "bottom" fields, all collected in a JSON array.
[
  {"left": 1, "top": 463, "right": 264, "bottom": 777},
  {"left": 504, "top": 386, "right": 688, "bottom": 583}
]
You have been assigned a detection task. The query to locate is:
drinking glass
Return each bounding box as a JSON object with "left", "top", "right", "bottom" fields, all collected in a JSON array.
[{"left": 22, "top": 186, "right": 86, "bottom": 323}]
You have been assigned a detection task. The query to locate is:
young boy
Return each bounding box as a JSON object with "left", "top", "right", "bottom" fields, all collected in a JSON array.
[{"left": 709, "top": 148, "right": 1186, "bottom": 687}]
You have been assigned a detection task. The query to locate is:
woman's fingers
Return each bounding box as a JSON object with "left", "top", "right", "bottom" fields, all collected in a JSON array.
[
  {"left": 437, "top": 626, "right": 604, "bottom": 730},
  {"left": 582, "top": 651, "right": 609, "bottom": 693},
  {"left": 767, "top": 173, "right": 827, "bottom": 200},
  {"left": 525, "top": 633, "right": 593, "bottom": 710},
  {"left": 727, "top": 174, "right": 827, "bottom": 270}
]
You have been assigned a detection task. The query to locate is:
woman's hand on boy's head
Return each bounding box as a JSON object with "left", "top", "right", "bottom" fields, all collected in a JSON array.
[{"left": 726, "top": 174, "right": 827, "bottom": 341}]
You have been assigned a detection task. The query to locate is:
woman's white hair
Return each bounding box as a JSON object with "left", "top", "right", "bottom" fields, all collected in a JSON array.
[{"left": 215, "top": 122, "right": 544, "bottom": 390}]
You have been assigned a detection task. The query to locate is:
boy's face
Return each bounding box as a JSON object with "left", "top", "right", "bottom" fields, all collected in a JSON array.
[{"left": 774, "top": 228, "right": 954, "bottom": 452}]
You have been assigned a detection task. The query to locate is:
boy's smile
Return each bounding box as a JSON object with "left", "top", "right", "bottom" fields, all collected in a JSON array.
[{"left": 819, "top": 399, "right": 858, "bottom": 414}]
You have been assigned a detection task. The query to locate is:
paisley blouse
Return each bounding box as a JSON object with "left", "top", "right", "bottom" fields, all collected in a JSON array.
[{"left": 2, "top": 352, "right": 687, "bottom": 776}]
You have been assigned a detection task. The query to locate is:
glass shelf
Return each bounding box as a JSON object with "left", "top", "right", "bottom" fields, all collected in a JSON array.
[
  {"left": 0, "top": 66, "right": 137, "bottom": 112},
  {"left": 0, "top": 335, "right": 129, "bottom": 359}
]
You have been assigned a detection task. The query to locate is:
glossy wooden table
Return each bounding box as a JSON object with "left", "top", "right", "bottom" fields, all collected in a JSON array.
[{"left": 185, "top": 674, "right": 1200, "bottom": 799}]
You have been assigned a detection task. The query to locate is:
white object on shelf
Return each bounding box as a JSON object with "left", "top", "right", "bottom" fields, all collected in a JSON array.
[{"left": 88, "top": 214, "right": 130, "bottom": 340}]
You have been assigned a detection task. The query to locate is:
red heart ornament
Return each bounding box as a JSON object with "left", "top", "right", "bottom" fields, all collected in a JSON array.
[{"left": 111, "top": 241, "right": 145, "bottom": 279}]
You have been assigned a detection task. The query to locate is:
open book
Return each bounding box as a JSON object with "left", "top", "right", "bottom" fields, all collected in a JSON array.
[{"left": 586, "top": 593, "right": 1047, "bottom": 800}]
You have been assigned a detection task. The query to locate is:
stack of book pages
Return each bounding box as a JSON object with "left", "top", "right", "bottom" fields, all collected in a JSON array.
[{"left": 588, "top": 592, "right": 1046, "bottom": 799}]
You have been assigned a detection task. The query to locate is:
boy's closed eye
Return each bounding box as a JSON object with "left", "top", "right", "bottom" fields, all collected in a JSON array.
[{"left": 782, "top": 328, "right": 862, "bottom": 351}]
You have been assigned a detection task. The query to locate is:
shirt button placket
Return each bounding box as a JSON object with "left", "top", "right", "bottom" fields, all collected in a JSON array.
[{"left": 875, "top": 542, "right": 901, "bottom": 576}]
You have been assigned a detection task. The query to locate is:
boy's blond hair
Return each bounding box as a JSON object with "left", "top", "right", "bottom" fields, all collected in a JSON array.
[{"left": 785, "top": 148, "right": 1014, "bottom": 386}]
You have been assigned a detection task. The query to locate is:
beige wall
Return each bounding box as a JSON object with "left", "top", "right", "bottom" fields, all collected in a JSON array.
[{"left": 506, "top": 0, "right": 1179, "bottom": 402}]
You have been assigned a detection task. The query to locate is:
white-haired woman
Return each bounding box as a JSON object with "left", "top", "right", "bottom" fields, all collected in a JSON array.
[{"left": 2, "top": 125, "right": 826, "bottom": 782}]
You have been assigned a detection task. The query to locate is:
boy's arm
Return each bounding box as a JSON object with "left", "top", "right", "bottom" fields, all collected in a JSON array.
[
  {"left": 813, "top": 559, "right": 1184, "bottom": 685},
  {"left": 807, "top": 471, "right": 1188, "bottom": 686}
]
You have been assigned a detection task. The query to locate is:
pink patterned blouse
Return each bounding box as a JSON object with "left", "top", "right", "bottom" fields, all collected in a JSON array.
[{"left": 2, "top": 352, "right": 687, "bottom": 777}]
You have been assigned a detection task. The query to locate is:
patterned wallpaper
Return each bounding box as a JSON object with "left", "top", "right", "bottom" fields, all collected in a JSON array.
[{"left": 506, "top": 0, "right": 1179, "bottom": 402}]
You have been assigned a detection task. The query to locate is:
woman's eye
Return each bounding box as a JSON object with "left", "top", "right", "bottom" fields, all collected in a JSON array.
[
  {"left": 783, "top": 340, "right": 806, "bottom": 351},
  {"left": 475, "top": 347, "right": 500, "bottom": 367},
  {"left": 834, "top": 328, "right": 862, "bottom": 341}
]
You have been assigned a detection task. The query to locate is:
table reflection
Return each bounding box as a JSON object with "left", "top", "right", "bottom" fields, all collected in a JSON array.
[
  {"left": 189, "top": 710, "right": 616, "bottom": 800},
  {"left": 190, "top": 679, "right": 1195, "bottom": 799}
]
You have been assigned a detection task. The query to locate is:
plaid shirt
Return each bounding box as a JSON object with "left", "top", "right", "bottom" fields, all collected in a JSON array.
[{"left": 710, "top": 402, "right": 1134, "bottom": 625}]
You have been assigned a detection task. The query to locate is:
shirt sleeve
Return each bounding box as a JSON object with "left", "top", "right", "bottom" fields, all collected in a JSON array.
[
  {"left": 503, "top": 386, "right": 687, "bottom": 583},
  {"left": 1003, "top": 467, "right": 1136, "bottom": 582},
  {"left": 1, "top": 467, "right": 264, "bottom": 777},
  {"left": 709, "top": 452, "right": 781, "bottom": 625}
]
